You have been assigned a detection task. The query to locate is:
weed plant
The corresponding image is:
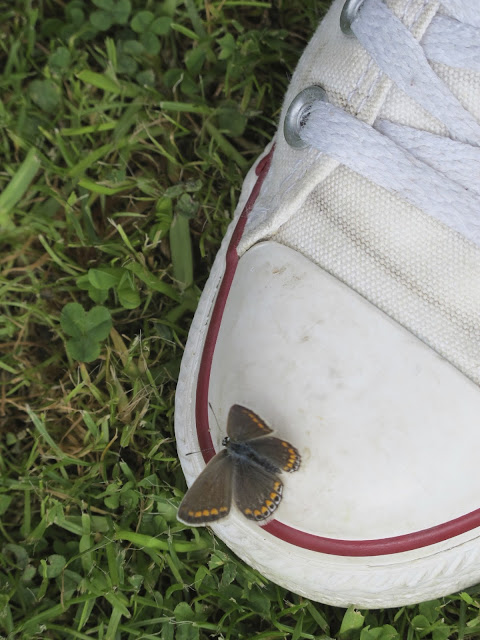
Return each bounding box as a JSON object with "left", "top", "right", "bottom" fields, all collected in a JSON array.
[{"left": 1, "top": 0, "right": 480, "bottom": 638}]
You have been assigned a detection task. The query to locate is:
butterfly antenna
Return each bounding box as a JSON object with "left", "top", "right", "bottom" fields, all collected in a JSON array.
[
  {"left": 185, "top": 446, "right": 215, "bottom": 456},
  {"left": 185, "top": 403, "right": 222, "bottom": 455},
  {"left": 208, "top": 402, "right": 221, "bottom": 430}
]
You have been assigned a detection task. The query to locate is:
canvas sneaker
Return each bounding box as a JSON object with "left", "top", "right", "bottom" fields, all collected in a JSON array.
[{"left": 175, "top": 0, "right": 480, "bottom": 608}]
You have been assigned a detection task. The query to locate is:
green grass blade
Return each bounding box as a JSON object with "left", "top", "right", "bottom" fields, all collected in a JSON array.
[{"left": 0, "top": 147, "right": 41, "bottom": 226}]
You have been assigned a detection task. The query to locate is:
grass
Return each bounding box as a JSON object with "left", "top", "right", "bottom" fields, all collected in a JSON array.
[{"left": 1, "top": 0, "right": 480, "bottom": 638}]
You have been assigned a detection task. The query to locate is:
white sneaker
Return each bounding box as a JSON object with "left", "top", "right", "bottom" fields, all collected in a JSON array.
[{"left": 175, "top": 0, "right": 480, "bottom": 608}]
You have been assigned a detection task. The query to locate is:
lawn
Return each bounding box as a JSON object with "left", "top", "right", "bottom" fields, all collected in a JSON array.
[{"left": 1, "top": 0, "right": 480, "bottom": 638}]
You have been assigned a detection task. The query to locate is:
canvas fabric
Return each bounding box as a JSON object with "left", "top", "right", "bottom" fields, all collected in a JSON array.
[{"left": 239, "top": 0, "right": 480, "bottom": 385}]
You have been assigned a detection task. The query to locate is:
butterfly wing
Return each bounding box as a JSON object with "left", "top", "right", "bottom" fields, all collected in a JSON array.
[
  {"left": 227, "top": 405, "right": 274, "bottom": 442},
  {"left": 177, "top": 450, "right": 233, "bottom": 526},
  {"left": 246, "top": 436, "right": 301, "bottom": 473},
  {"left": 232, "top": 459, "right": 283, "bottom": 521}
]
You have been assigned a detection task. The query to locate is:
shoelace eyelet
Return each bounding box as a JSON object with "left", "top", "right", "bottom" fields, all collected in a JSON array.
[
  {"left": 340, "top": 0, "right": 366, "bottom": 36},
  {"left": 284, "top": 86, "right": 328, "bottom": 149}
]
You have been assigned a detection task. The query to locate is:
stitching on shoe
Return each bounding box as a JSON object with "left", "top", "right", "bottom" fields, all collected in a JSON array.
[
  {"left": 353, "top": 63, "right": 382, "bottom": 114},
  {"left": 346, "top": 59, "right": 375, "bottom": 108}
]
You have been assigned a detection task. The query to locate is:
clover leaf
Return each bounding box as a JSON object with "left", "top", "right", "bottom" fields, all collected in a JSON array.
[
  {"left": 76, "top": 267, "right": 141, "bottom": 309},
  {"left": 90, "top": 0, "right": 131, "bottom": 31},
  {"left": 60, "top": 302, "right": 112, "bottom": 362},
  {"left": 43, "top": 554, "right": 66, "bottom": 579},
  {"left": 131, "top": 10, "right": 172, "bottom": 55},
  {"left": 28, "top": 80, "right": 61, "bottom": 113}
]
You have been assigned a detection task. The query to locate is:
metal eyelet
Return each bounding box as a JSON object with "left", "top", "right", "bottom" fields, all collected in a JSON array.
[
  {"left": 284, "top": 86, "right": 327, "bottom": 149},
  {"left": 340, "top": 0, "right": 366, "bottom": 35}
]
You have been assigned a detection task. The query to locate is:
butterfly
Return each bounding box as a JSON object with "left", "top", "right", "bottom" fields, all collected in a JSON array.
[{"left": 177, "top": 404, "right": 301, "bottom": 526}]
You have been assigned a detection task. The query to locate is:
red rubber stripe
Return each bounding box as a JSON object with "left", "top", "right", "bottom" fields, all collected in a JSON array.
[
  {"left": 195, "top": 149, "right": 274, "bottom": 455},
  {"left": 263, "top": 512, "right": 480, "bottom": 556},
  {"left": 194, "top": 145, "right": 480, "bottom": 556}
]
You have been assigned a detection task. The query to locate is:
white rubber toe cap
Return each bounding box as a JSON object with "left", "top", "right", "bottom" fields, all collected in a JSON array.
[{"left": 210, "top": 241, "right": 480, "bottom": 541}]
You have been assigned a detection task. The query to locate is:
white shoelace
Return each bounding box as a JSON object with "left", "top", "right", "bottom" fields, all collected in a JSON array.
[{"left": 299, "top": 0, "right": 480, "bottom": 246}]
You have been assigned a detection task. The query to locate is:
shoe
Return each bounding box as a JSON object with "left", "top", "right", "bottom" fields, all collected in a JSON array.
[{"left": 175, "top": 0, "right": 480, "bottom": 608}]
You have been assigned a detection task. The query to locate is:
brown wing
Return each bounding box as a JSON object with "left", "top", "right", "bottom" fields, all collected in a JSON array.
[
  {"left": 246, "top": 436, "right": 301, "bottom": 473},
  {"left": 232, "top": 459, "right": 283, "bottom": 521},
  {"left": 177, "top": 450, "right": 232, "bottom": 526},
  {"left": 227, "top": 405, "right": 274, "bottom": 442}
]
